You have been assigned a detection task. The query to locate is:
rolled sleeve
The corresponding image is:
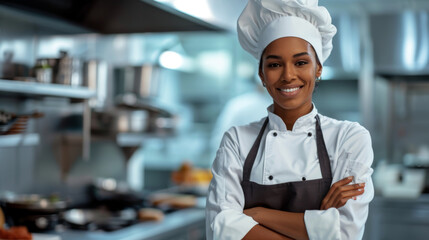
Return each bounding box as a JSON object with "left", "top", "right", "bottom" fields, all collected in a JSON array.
[
  {"left": 304, "top": 124, "right": 374, "bottom": 240},
  {"left": 206, "top": 129, "right": 257, "bottom": 240},
  {"left": 304, "top": 208, "right": 340, "bottom": 240},
  {"left": 339, "top": 125, "right": 374, "bottom": 240},
  {"left": 212, "top": 209, "right": 258, "bottom": 240}
]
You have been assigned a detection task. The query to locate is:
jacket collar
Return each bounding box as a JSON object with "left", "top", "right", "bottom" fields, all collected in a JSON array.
[{"left": 266, "top": 103, "right": 318, "bottom": 132}]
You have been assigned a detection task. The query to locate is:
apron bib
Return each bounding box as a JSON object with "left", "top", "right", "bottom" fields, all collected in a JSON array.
[{"left": 241, "top": 115, "right": 332, "bottom": 212}]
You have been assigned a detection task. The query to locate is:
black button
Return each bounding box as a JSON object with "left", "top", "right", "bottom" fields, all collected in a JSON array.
[
  {"left": 268, "top": 175, "right": 274, "bottom": 180},
  {"left": 307, "top": 132, "right": 312, "bottom": 137},
  {"left": 302, "top": 177, "right": 306, "bottom": 181},
  {"left": 273, "top": 132, "right": 277, "bottom": 137}
]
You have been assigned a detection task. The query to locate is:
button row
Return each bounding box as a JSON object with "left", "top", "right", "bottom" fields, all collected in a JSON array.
[
  {"left": 267, "top": 176, "right": 306, "bottom": 181},
  {"left": 271, "top": 132, "right": 312, "bottom": 137}
]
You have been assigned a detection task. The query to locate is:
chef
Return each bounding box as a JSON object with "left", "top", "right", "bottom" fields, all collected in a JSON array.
[{"left": 205, "top": 0, "right": 374, "bottom": 239}]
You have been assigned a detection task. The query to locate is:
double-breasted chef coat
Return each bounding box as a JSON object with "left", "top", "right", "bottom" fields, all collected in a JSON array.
[{"left": 206, "top": 105, "right": 374, "bottom": 240}]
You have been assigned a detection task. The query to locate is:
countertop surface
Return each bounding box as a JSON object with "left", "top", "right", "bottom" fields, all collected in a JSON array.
[{"left": 46, "top": 207, "right": 205, "bottom": 240}]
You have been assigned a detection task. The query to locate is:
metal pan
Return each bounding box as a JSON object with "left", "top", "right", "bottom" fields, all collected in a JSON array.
[{"left": 63, "top": 208, "right": 137, "bottom": 231}]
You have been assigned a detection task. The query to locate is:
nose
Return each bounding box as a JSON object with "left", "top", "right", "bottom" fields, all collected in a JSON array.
[{"left": 282, "top": 64, "right": 296, "bottom": 82}]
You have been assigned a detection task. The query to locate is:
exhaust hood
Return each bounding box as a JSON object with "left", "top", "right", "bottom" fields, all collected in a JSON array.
[
  {"left": 370, "top": 10, "right": 429, "bottom": 76},
  {"left": 0, "top": 0, "right": 225, "bottom": 33}
]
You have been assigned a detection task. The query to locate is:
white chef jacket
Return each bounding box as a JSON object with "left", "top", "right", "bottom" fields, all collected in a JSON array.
[{"left": 205, "top": 105, "right": 374, "bottom": 240}]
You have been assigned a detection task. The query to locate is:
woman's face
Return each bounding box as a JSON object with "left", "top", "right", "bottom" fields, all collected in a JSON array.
[{"left": 259, "top": 37, "right": 322, "bottom": 116}]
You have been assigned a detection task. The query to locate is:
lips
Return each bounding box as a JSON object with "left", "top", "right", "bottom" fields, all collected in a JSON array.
[
  {"left": 276, "top": 86, "right": 303, "bottom": 96},
  {"left": 279, "top": 87, "right": 300, "bottom": 93}
]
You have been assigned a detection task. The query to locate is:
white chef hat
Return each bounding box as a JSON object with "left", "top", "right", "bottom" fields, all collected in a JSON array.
[{"left": 237, "top": 0, "right": 337, "bottom": 64}]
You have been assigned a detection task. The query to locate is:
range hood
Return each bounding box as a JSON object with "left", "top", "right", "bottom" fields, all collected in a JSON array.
[
  {"left": 370, "top": 10, "right": 429, "bottom": 76},
  {"left": 0, "top": 0, "right": 224, "bottom": 33}
]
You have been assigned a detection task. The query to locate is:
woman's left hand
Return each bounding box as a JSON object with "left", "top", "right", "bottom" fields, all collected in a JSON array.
[{"left": 320, "top": 176, "right": 365, "bottom": 210}]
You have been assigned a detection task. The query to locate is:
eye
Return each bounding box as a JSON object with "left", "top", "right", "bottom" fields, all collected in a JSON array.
[
  {"left": 295, "top": 60, "right": 308, "bottom": 66},
  {"left": 267, "top": 63, "right": 281, "bottom": 68}
]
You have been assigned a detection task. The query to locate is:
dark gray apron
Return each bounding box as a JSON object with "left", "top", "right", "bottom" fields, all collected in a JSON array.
[{"left": 241, "top": 115, "right": 332, "bottom": 212}]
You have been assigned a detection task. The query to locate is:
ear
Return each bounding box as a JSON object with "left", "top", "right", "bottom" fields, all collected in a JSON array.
[
  {"left": 258, "top": 68, "right": 265, "bottom": 85},
  {"left": 316, "top": 62, "right": 323, "bottom": 78}
]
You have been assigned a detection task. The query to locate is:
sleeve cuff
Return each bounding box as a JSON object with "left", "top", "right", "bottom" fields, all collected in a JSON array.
[
  {"left": 304, "top": 208, "right": 341, "bottom": 240},
  {"left": 212, "top": 209, "right": 258, "bottom": 240}
]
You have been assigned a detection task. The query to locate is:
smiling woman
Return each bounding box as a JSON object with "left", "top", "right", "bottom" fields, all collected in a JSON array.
[
  {"left": 260, "top": 37, "right": 322, "bottom": 130},
  {"left": 205, "top": 0, "right": 374, "bottom": 240}
]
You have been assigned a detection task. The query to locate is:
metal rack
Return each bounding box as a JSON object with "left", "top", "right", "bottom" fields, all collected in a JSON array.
[
  {"left": 0, "top": 79, "right": 94, "bottom": 100},
  {"left": 0, "top": 79, "right": 95, "bottom": 159},
  {"left": 0, "top": 134, "right": 40, "bottom": 147}
]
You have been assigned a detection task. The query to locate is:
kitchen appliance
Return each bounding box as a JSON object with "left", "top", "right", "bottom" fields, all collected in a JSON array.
[
  {"left": 370, "top": 10, "right": 429, "bottom": 76},
  {"left": 0, "top": 0, "right": 223, "bottom": 34}
]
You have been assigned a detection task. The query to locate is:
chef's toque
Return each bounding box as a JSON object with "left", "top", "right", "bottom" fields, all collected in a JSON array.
[{"left": 237, "top": 0, "right": 337, "bottom": 64}]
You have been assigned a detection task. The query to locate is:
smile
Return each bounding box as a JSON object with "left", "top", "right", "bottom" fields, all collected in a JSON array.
[
  {"left": 279, "top": 87, "right": 300, "bottom": 93},
  {"left": 276, "top": 86, "right": 303, "bottom": 97}
]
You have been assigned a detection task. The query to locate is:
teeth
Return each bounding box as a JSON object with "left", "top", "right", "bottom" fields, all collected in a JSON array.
[{"left": 280, "top": 87, "right": 300, "bottom": 93}]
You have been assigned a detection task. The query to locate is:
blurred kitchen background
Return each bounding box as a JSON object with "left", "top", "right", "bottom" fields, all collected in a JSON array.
[{"left": 0, "top": 0, "right": 429, "bottom": 239}]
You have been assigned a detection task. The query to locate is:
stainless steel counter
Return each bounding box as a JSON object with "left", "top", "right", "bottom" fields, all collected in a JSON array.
[
  {"left": 54, "top": 208, "right": 205, "bottom": 240},
  {"left": 364, "top": 194, "right": 429, "bottom": 240}
]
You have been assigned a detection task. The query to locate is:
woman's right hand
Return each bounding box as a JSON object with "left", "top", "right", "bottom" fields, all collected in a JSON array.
[{"left": 320, "top": 176, "right": 365, "bottom": 210}]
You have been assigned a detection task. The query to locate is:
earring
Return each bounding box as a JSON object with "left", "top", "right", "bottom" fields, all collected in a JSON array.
[
  {"left": 262, "top": 82, "right": 266, "bottom": 87},
  {"left": 316, "top": 76, "right": 321, "bottom": 83}
]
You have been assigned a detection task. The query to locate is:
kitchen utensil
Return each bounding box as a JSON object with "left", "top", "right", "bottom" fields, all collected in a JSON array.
[
  {"left": 34, "top": 58, "right": 60, "bottom": 83},
  {"left": 34, "top": 59, "right": 53, "bottom": 83},
  {"left": 91, "top": 107, "right": 178, "bottom": 136},
  {"left": 113, "top": 65, "right": 160, "bottom": 99},
  {"left": 0, "top": 194, "right": 67, "bottom": 232},
  {"left": 83, "top": 60, "right": 109, "bottom": 108},
  {"left": 63, "top": 208, "right": 137, "bottom": 231},
  {"left": 56, "top": 51, "right": 82, "bottom": 86},
  {"left": 89, "top": 178, "right": 147, "bottom": 211},
  {"left": 34, "top": 51, "right": 83, "bottom": 86},
  {"left": 1, "top": 51, "right": 30, "bottom": 80},
  {"left": 0, "top": 111, "right": 44, "bottom": 135}
]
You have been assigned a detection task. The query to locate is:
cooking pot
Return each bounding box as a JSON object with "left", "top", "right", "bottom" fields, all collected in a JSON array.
[
  {"left": 91, "top": 99, "right": 178, "bottom": 136},
  {"left": 113, "top": 65, "right": 160, "bottom": 99},
  {"left": 0, "top": 194, "right": 67, "bottom": 232}
]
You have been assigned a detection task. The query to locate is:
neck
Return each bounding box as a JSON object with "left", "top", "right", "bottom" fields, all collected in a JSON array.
[{"left": 273, "top": 103, "right": 313, "bottom": 130}]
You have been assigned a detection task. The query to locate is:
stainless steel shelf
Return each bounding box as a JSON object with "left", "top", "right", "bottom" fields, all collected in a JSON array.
[
  {"left": 116, "top": 132, "right": 174, "bottom": 147},
  {"left": 0, "top": 79, "right": 95, "bottom": 100},
  {"left": 0, "top": 133, "right": 40, "bottom": 147}
]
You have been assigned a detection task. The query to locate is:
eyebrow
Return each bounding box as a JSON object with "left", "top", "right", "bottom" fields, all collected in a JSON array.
[
  {"left": 293, "top": 52, "right": 310, "bottom": 58},
  {"left": 264, "top": 52, "right": 310, "bottom": 60}
]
